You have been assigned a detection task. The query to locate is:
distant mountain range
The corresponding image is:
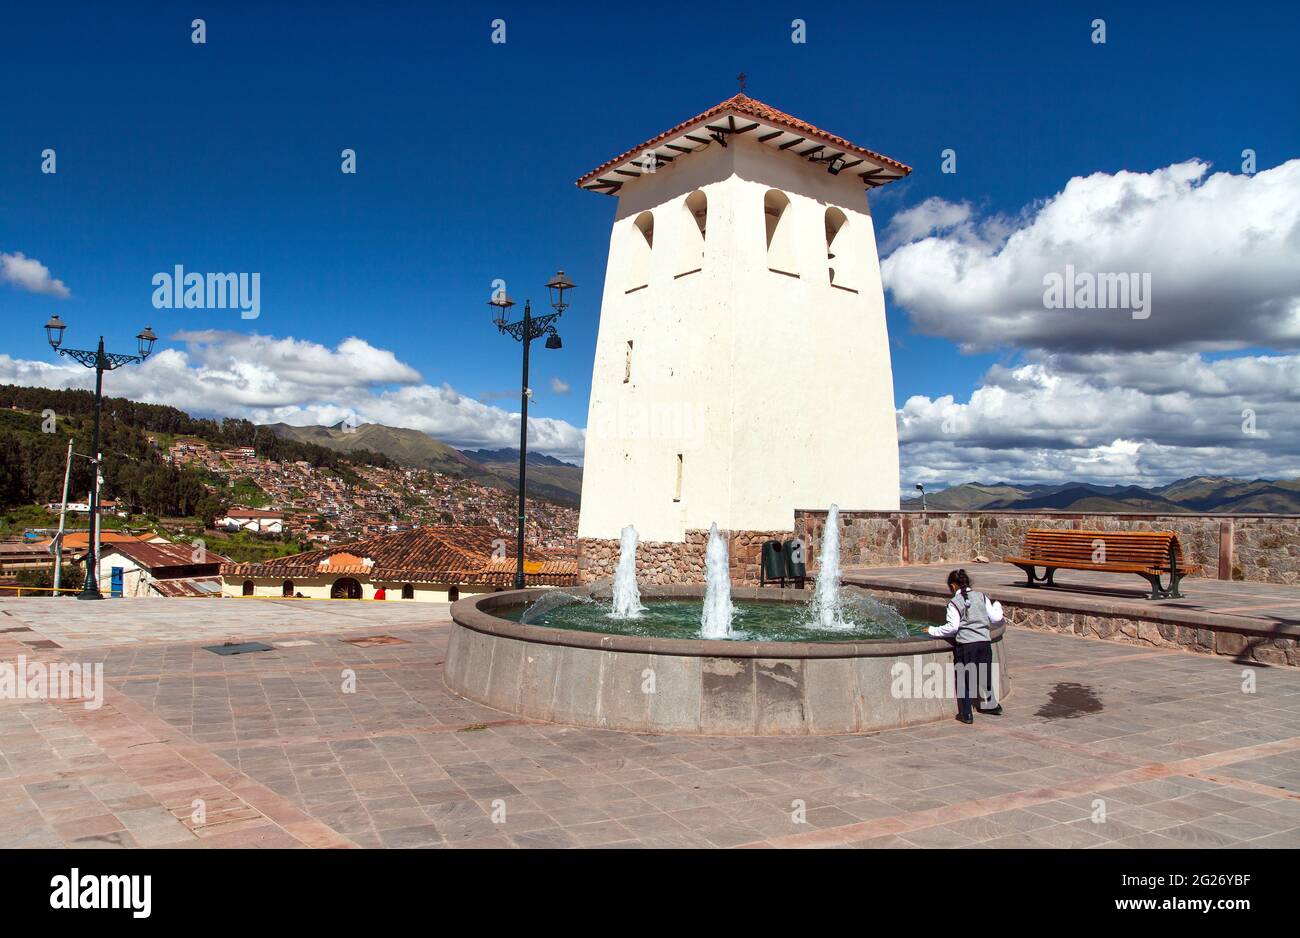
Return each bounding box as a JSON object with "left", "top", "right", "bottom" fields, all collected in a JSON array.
[
  {"left": 267, "top": 423, "right": 583, "bottom": 505},
  {"left": 462, "top": 448, "right": 577, "bottom": 469},
  {"left": 902, "top": 477, "right": 1300, "bottom": 514}
]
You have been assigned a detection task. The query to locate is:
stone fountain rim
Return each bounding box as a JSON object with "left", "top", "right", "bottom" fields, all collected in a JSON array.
[{"left": 451, "top": 584, "right": 1003, "bottom": 660}]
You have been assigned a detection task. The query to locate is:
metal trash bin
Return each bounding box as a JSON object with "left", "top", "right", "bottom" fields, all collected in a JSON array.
[
  {"left": 783, "top": 538, "right": 807, "bottom": 587},
  {"left": 761, "top": 540, "right": 787, "bottom": 585}
]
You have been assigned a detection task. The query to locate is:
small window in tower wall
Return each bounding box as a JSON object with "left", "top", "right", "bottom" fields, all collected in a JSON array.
[
  {"left": 624, "top": 340, "right": 633, "bottom": 383},
  {"left": 674, "top": 454, "right": 683, "bottom": 502},
  {"left": 764, "top": 189, "right": 799, "bottom": 277},
  {"left": 677, "top": 191, "right": 707, "bottom": 277},
  {"left": 825, "top": 206, "right": 859, "bottom": 291},
  {"left": 626, "top": 211, "right": 654, "bottom": 292}
]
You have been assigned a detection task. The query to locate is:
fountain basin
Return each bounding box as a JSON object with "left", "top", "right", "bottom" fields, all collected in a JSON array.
[{"left": 446, "top": 585, "right": 1011, "bottom": 736}]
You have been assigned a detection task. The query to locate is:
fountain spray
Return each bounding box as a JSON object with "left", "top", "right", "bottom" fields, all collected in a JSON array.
[
  {"left": 700, "top": 522, "right": 734, "bottom": 639},
  {"left": 809, "top": 503, "right": 848, "bottom": 629},
  {"left": 610, "top": 524, "right": 644, "bottom": 619}
]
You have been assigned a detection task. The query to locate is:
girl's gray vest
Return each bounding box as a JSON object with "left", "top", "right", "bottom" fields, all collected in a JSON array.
[{"left": 949, "top": 590, "right": 993, "bottom": 644}]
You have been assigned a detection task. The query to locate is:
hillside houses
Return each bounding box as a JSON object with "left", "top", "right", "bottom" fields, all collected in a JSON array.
[
  {"left": 167, "top": 436, "right": 577, "bottom": 550},
  {"left": 218, "top": 508, "right": 285, "bottom": 534}
]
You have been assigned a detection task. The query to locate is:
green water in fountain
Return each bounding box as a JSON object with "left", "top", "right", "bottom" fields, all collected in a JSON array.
[{"left": 500, "top": 598, "right": 935, "bottom": 643}]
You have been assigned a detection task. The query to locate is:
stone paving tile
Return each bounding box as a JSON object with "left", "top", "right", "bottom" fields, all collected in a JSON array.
[
  {"left": 847, "top": 834, "right": 917, "bottom": 848},
  {"left": 0, "top": 597, "right": 446, "bottom": 650},
  {"left": 2, "top": 600, "right": 1300, "bottom": 848},
  {"left": 1245, "top": 829, "right": 1300, "bottom": 847}
]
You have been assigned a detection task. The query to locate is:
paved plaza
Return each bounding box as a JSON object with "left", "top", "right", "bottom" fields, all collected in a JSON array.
[{"left": 1, "top": 594, "right": 1298, "bottom": 849}]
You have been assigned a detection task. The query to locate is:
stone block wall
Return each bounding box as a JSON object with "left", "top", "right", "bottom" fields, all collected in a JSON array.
[
  {"left": 865, "top": 585, "right": 1300, "bottom": 667},
  {"left": 577, "top": 529, "right": 791, "bottom": 586},
  {"left": 578, "top": 510, "right": 1300, "bottom": 586},
  {"left": 794, "top": 510, "right": 1300, "bottom": 585}
]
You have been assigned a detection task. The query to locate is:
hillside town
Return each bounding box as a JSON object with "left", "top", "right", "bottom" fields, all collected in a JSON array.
[
  {"left": 163, "top": 438, "right": 579, "bottom": 552},
  {"left": 0, "top": 434, "right": 581, "bottom": 597}
]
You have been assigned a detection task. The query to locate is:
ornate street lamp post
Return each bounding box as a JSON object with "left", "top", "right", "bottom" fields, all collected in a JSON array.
[
  {"left": 488, "top": 271, "right": 574, "bottom": 589},
  {"left": 43, "top": 315, "right": 158, "bottom": 599}
]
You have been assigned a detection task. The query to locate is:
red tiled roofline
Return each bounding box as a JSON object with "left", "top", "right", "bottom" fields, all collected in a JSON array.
[
  {"left": 217, "top": 526, "right": 574, "bottom": 585},
  {"left": 576, "top": 93, "right": 911, "bottom": 191},
  {"left": 218, "top": 561, "right": 577, "bottom": 587}
]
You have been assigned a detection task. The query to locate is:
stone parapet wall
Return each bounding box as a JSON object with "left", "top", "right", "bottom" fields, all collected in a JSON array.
[
  {"left": 795, "top": 510, "right": 1300, "bottom": 585},
  {"left": 864, "top": 585, "right": 1300, "bottom": 667},
  {"left": 581, "top": 511, "right": 1300, "bottom": 586}
]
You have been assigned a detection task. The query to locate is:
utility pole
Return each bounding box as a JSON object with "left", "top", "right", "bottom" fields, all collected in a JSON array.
[{"left": 52, "top": 439, "right": 73, "bottom": 596}]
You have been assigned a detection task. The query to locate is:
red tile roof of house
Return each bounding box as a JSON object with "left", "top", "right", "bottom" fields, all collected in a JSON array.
[
  {"left": 150, "top": 575, "right": 224, "bottom": 598},
  {"left": 36, "top": 531, "right": 155, "bottom": 551},
  {"left": 577, "top": 93, "right": 911, "bottom": 195},
  {"left": 220, "top": 526, "right": 577, "bottom": 587},
  {"left": 99, "top": 541, "right": 230, "bottom": 570}
]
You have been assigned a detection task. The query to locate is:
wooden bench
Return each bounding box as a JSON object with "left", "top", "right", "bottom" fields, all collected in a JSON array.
[{"left": 1006, "top": 529, "right": 1200, "bottom": 600}]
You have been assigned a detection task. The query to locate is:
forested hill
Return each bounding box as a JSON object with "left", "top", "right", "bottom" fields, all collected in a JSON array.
[
  {"left": 0, "top": 385, "right": 393, "bottom": 468},
  {"left": 0, "top": 384, "right": 393, "bottom": 519}
]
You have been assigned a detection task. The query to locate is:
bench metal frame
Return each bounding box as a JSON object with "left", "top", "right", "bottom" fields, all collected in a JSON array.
[{"left": 1011, "top": 537, "right": 1189, "bottom": 601}]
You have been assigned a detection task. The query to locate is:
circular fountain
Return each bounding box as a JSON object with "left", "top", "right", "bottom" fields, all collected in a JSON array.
[{"left": 445, "top": 510, "right": 1011, "bottom": 736}]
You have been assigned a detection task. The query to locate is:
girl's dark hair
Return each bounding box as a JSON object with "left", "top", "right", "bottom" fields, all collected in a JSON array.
[{"left": 947, "top": 569, "right": 972, "bottom": 603}]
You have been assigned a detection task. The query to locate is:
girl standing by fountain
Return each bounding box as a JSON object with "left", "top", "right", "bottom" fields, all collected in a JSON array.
[{"left": 923, "top": 569, "right": 1004, "bottom": 724}]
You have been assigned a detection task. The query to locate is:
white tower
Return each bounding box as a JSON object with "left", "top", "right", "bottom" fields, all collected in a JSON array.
[{"left": 576, "top": 93, "right": 910, "bottom": 544}]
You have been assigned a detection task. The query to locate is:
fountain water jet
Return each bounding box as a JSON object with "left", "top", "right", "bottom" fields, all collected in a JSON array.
[
  {"left": 840, "top": 589, "right": 911, "bottom": 639},
  {"left": 700, "top": 522, "right": 733, "bottom": 639},
  {"left": 807, "top": 503, "right": 849, "bottom": 630},
  {"left": 609, "top": 525, "right": 644, "bottom": 619}
]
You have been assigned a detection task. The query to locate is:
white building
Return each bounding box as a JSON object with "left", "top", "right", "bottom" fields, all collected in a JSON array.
[
  {"left": 576, "top": 92, "right": 909, "bottom": 544},
  {"left": 94, "top": 541, "right": 225, "bottom": 598},
  {"left": 218, "top": 508, "right": 285, "bottom": 534}
]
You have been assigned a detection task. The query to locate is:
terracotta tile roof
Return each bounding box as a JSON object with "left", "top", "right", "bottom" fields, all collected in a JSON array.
[
  {"left": 99, "top": 541, "right": 229, "bottom": 570},
  {"left": 38, "top": 531, "right": 154, "bottom": 551},
  {"left": 220, "top": 526, "right": 577, "bottom": 587},
  {"left": 150, "top": 575, "right": 224, "bottom": 598},
  {"left": 577, "top": 93, "right": 911, "bottom": 194},
  {"left": 224, "top": 508, "right": 284, "bottom": 519}
]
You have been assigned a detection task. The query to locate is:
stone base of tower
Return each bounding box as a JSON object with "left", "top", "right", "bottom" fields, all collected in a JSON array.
[{"left": 577, "top": 529, "right": 793, "bottom": 587}]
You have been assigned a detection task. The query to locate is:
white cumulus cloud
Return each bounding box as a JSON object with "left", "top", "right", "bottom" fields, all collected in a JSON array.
[
  {"left": 0, "top": 330, "right": 586, "bottom": 462},
  {"left": 898, "top": 351, "right": 1300, "bottom": 487},
  {"left": 881, "top": 159, "right": 1300, "bottom": 353},
  {"left": 1, "top": 251, "right": 71, "bottom": 298}
]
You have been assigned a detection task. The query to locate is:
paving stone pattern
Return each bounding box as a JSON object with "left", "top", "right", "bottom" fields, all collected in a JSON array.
[{"left": 1, "top": 597, "right": 1298, "bottom": 848}]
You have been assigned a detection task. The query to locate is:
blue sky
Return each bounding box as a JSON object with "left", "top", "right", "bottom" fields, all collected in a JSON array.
[{"left": 3, "top": 1, "right": 1299, "bottom": 485}]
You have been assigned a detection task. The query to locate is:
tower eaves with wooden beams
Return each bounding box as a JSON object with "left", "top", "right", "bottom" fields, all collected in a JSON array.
[{"left": 576, "top": 93, "right": 911, "bottom": 197}]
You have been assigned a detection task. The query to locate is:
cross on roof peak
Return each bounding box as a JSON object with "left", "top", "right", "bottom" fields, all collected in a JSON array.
[{"left": 736, "top": 72, "right": 748, "bottom": 93}]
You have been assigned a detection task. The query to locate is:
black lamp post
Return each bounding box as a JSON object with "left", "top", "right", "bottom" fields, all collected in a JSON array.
[
  {"left": 43, "top": 315, "right": 157, "bottom": 599},
  {"left": 488, "top": 271, "right": 574, "bottom": 589}
]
